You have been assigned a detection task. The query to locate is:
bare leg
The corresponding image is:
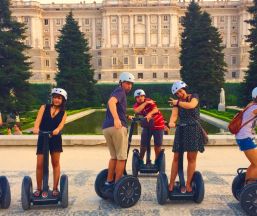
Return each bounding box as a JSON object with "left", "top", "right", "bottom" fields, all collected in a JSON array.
[
  {"left": 107, "top": 159, "right": 117, "bottom": 182},
  {"left": 169, "top": 153, "right": 179, "bottom": 191},
  {"left": 154, "top": 146, "right": 162, "bottom": 160},
  {"left": 36, "top": 154, "right": 44, "bottom": 191},
  {"left": 186, "top": 151, "right": 198, "bottom": 192},
  {"left": 51, "top": 152, "right": 61, "bottom": 190},
  {"left": 244, "top": 148, "right": 257, "bottom": 182},
  {"left": 115, "top": 160, "right": 126, "bottom": 182}
]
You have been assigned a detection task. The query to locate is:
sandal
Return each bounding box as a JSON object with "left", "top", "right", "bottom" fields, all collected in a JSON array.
[
  {"left": 33, "top": 189, "right": 41, "bottom": 197},
  {"left": 180, "top": 186, "right": 187, "bottom": 194},
  {"left": 52, "top": 189, "right": 60, "bottom": 197}
]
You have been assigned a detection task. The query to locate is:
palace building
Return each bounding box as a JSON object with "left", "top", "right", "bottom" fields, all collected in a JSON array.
[{"left": 10, "top": 0, "right": 253, "bottom": 83}]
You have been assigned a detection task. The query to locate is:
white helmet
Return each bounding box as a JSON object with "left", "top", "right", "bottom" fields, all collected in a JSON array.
[
  {"left": 171, "top": 81, "right": 187, "bottom": 95},
  {"left": 51, "top": 88, "right": 67, "bottom": 100},
  {"left": 252, "top": 87, "right": 257, "bottom": 99},
  {"left": 134, "top": 89, "right": 146, "bottom": 98},
  {"left": 119, "top": 72, "right": 135, "bottom": 83}
]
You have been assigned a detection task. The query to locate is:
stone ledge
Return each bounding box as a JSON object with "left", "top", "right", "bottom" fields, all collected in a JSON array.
[{"left": 0, "top": 135, "right": 255, "bottom": 146}]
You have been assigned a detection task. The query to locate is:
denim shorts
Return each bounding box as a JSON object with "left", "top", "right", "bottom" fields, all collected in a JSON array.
[{"left": 236, "top": 137, "right": 257, "bottom": 151}]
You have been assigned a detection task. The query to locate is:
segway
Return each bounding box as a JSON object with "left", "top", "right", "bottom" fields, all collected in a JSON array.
[
  {"left": 132, "top": 118, "right": 165, "bottom": 177},
  {"left": 156, "top": 124, "right": 205, "bottom": 205},
  {"left": 232, "top": 168, "right": 257, "bottom": 216},
  {"left": 0, "top": 176, "right": 11, "bottom": 209},
  {"left": 21, "top": 131, "right": 68, "bottom": 210},
  {"left": 95, "top": 118, "right": 143, "bottom": 208}
]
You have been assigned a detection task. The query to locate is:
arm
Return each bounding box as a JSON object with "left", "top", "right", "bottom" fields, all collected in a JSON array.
[
  {"left": 253, "top": 109, "right": 257, "bottom": 115},
  {"left": 145, "top": 107, "right": 159, "bottom": 121},
  {"left": 133, "top": 100, "right": 154, "bottom": 113},
  {"left": 33, "top": 105, "right": 45, "bottom": 134},
  {"left": 0, "top": 112, "right": 2, "bottom": 127},
  {"left": 178, "top": 98, "right": 199, "bottom": 109},
  {"left": 52, "top": 112, "right": 67, "bottom": 135},
  {"left": 169, "top": 107, "right": 178, "bottom": 128},
  {"left": 108, "top": 96, "right": 122, "bottom": 129}
]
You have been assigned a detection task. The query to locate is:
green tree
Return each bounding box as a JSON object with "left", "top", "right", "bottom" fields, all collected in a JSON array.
[
  {"left": 242, "top": 0, "right": 257, "bottom": 104},
  {"left": 0, "top": 0, "right": 32, "bottom": 112},
  {"left": 55, "top": 12, "right": 96, "bottom": 109},
  {"left": 180, "top": 1, "right": 226, "bottom": 108}
]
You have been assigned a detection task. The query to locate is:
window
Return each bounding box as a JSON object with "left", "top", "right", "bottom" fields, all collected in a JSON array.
[
  {"left": 163, "top": 25, "right": 168, "bottom": 29},
  {"left": 138, "top": 73, "right": 143, "bottom": 79},
  {"left": 153, "top": 73, "right": 157, "bottom": 78},
  {"left": 97, "top": 51, "right": 101, "bottom": 56},
  {"left": 98, "top": 73, "right": 101, "bottom": 80},
  {"left": 98, "top": 58, "right": 102, "bottom": 67},
  {"left": 24, "top": 16, "right": 29, "bottom": 23},
  {"left": 44, "top": 38, "right": 50, "bottom": 48},
  {"left": 124, "top": 57, "right": 128, "bottom": 65},
  {"left": 85, "top": 18, "right": 90, "bottom": 25},
  {"left": 179, "top": 17, "right": 184, "bottom": 24},
  {"left": 45, "top": 59, "right": 50, "bottom": 67},
  {"left": 164, "top": 72, "right": 168, "bottom": 79},
  {"left": 56, "top": 19, "right": 61, "bottom": 25},
  {"left": 232, "top": 71, "right": 237, "bottom": 78},
  {"left": 232, "top": 56, "right": 237, "bottom": 65},
  {"left": 164, "top": 56, "right": 169, "bottom": 65},
  {"left": 44, "top": 19, "right": 49, "bottom": 25},
  {"left": 220, "top": 16, "right": 224, "bottom": 22},
  {"left": 152, "top": 49, "right": 156, "bottom": 53},
  {"left": 113, "top": 73, "right": 117, "bottom": 79},
  {"left": 232, "top": 16, "right": 237, "bottom": 22},
  {"left": 111, "top": 17, "right": 117, "bottom": 23},
  {"left": 164, "top": 15, "right": 168, "bottom": 21},
  {"left": 46, "top": 74, "right": 50, "bottom": 80},
  {"left": 151, "top": 56, "right": 157, "bottom": 65},
  {"left": 112, "top": 57, "right": 117, "bottom": 65},
  {"left": 138, "top": 57, "right": 143, "bottom": 65},
  {"left": 137, "top": 16, "right": 142, "bottom": 22}
]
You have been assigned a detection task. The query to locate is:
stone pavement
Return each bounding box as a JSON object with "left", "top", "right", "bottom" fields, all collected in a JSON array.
[{"left": 0, "top": 146, "right": 249, "bottom": 216}]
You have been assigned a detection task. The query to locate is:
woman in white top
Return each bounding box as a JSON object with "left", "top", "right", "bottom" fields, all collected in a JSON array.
[{"left": 236, "top": 87, "right": 257, "bottom": 182}]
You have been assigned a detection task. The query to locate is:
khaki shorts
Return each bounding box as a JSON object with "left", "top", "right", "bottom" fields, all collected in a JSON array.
[{"left": 103, "top": 126, "right": 128, "bottom": 160}]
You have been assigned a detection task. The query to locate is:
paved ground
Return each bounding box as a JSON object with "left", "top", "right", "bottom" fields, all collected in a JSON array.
[{"left": 0, "top": 146, "right": 250, "bottom": 215}]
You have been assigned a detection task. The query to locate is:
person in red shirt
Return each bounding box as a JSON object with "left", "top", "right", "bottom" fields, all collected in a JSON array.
[{"left": 133, "top": 89, "right": 165, "bottom": 164}]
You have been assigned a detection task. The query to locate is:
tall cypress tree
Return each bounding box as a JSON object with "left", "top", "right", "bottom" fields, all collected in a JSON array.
[
  {"left": 180, "top": 1, "right": 226, "bottom": 108},
  {"left": 242, "top": 0, "right": 257, "bottom": 104},
  {"left": 0, "top": 0, "right": 32, "bottom": 112},
  {"left": 55, "top": 12, "right": 96, "bottom": 109}
]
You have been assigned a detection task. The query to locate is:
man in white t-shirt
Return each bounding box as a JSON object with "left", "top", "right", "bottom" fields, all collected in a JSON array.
[{"left": 235, "top": 87, "right": 257, "bottom": 182}]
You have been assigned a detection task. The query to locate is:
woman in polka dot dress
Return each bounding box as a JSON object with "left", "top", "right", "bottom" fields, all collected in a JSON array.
[{"left": 168, "top": 81, "right": 206, "bottom": 193}]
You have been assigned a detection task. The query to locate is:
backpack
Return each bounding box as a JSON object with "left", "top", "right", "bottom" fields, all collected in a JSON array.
[{"left": 228, "top": 104, "right": 257, "bottom": 134}]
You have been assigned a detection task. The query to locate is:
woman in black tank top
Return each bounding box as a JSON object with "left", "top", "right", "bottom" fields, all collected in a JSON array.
[{"left": 33, "top": 88, "right": 67, "bottom": 197}]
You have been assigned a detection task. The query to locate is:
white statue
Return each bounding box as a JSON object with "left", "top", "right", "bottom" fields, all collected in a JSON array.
[{"left": 218, "top": 88, "right": 226, "bottom": 112}]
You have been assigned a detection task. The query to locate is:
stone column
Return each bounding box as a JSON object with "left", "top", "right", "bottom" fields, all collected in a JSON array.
[
  {"left": 50, "top": 18, "right": 54, "bottom": 50},
  {"left": 158, "top": 15, "right": 162, "bottom": 47},
  {"left": 129, "top": 15, "right": 134, "bottom": 47},
  {"left": 227, "top": 16, "right": 231, "bottom": 48},
  {"left": 92, "top": 18, "right": 96, "bottom": 49},
  {"left": 102, "top": 15, "right": 106, "bottom": 48},
  {"left": 146, "top": 15, "right": 151, "bottom": 47},
  {"left": 169, "top": 14, "right": 172, "bottom": 47},
  {"left": 106, "top": 15, "right": 111, "bottom": 47},
  {"left": 118, "top": 15, "right": 122, "bottom": 47}
]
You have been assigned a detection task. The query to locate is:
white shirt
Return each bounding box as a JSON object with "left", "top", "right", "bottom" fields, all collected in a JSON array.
[{"left": 236, "top": 104, "right": 257, "bottom": 139}]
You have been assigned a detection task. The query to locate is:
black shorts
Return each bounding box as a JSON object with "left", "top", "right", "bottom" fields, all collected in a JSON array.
[
  {"left": 141, "top": 128, "right": 164, "bottom": 147},
  {"left": 36, "top": 134, "right": 63, "bottom": 155}
]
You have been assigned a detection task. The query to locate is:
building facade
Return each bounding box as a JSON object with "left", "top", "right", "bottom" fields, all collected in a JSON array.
[{"left": 10, "top": 0, "right": 253, "bottom": 83}]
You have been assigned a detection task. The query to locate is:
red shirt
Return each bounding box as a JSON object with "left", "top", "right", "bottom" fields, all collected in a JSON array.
[{"left": 133, "top": 98, "right": 165, "bottom": 130}]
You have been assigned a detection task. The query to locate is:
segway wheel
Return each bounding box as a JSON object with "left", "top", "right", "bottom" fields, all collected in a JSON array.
[
  {"left": 232, "top": 172, "right": 246, "bottom": 201},
  {"left": 0, "top": 176, "right": 11, "bottom": 209},
  {"left": 159, "top": 152, "right": 166, "bottom": 173},
  {"left": 132, "top": 150, "right": 140, "bottom": 177},
  {"left": 240, "top": 183, "right": 257, "bottom": 216},
  {"left": 113, "top": 175, "right": 141, "bottom": 208},
  {"left": 60, "top": 174, "right": 68, "bottom": 208},
  {"left": 21, "top": 176, "right": 32, "bottom": 210},
  {"left": 95, "top": 169, "right": 109, "bottom": 199},
  {"left": 192, "top": 171, "right": 205, "bottom": 203},
  {"left": 156, "top": 172, "right": 168, "bottom": 205}
]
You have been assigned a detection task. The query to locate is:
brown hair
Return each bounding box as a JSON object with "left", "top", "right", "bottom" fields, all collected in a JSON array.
[{"left": 51, "top": 94, "right": 66, "bottom": 111}]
